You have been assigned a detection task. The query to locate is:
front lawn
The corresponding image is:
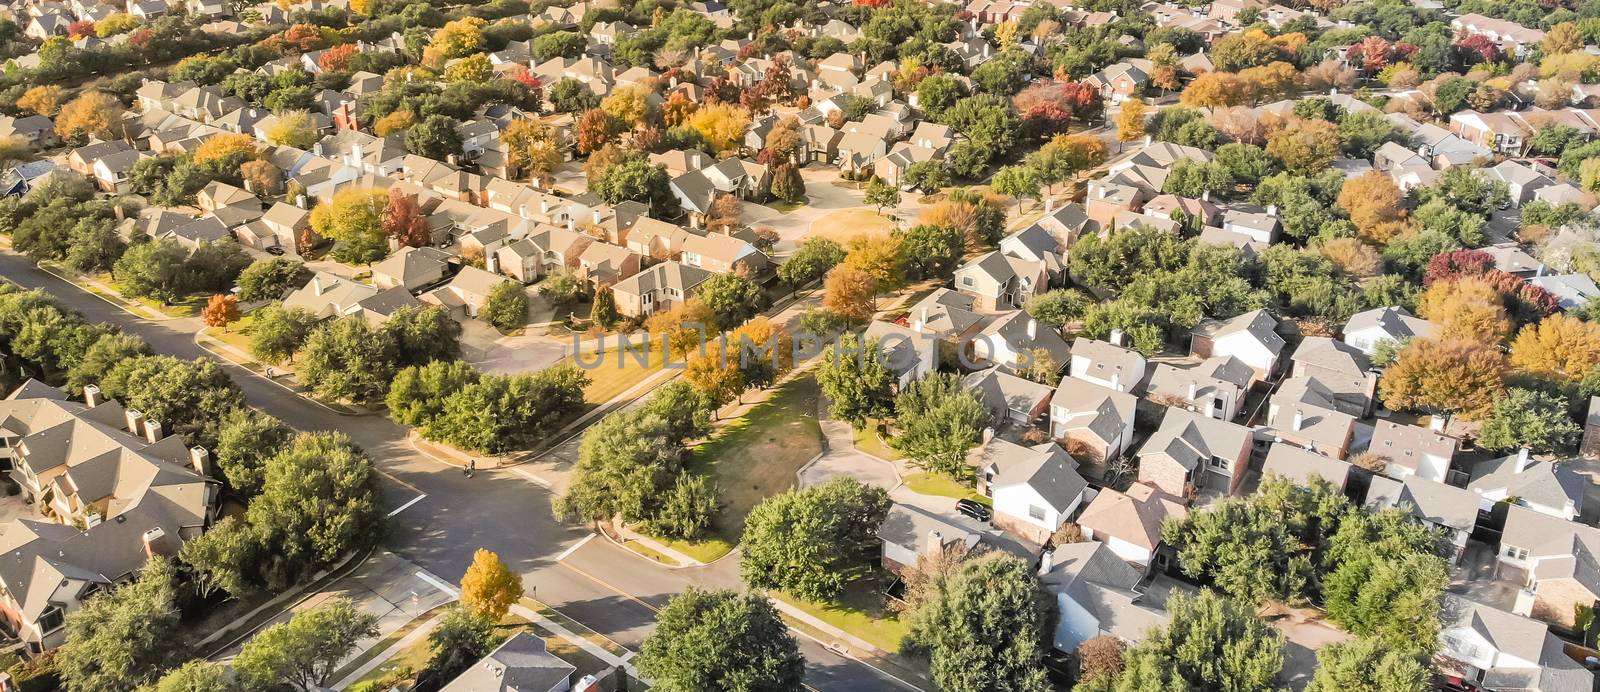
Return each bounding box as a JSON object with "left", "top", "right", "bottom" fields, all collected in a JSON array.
[
  {"left": 853, "top": 421, "right": 903, "bottom": 461},
  {"left": 562, "top": 347, "right": 668, "bottom": 405},
  {"left": 204, "top": 312, "right": 257, "bottom": 357},
  {"left": 774, "top": 572, "right": 909, "bottom": 654},
  {"left": 809, "top": 209, "right": 896, "bottom": 245},
  {"left": 658, "top": 375, "right": 824, "bottom": 561},
  {"left": 904, "top": 472, "right": 990, "bottom": 507}
]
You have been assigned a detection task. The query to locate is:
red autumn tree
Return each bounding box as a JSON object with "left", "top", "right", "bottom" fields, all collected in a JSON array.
[
  {"left": 202, "top": 294, "right": 240, "bottom": 331},
  {"left": 281, "top": 23, "right": 326, "bottom": 53},
  {"left": 382, "top": 189, "right": 429, "bottom": 248},
  {"left": 1423, "top": 249, "right": 1494, "bottom": 287},
  {"left": 575, "top": 108, "right": 618, "bottom": 155},
  {"left": 1455, "top": 33, "right": 1500, "bottom": 65},
  {"left": 318, "top": 44, "right": 358, "bottom": 72},
  {"left": 1353, "top": 36, "right": 1392, "bottom": 72},
  {"left": 67, "top": 20, "right": 95, "bottom": 39}
]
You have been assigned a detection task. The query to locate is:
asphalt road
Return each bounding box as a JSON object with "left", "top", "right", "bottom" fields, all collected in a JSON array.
[{"left": 0, "top": 253, "right": 910, "bottom": 691}]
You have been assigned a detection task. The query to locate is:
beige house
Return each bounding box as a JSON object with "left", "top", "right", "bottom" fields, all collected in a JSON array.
[
  {"left": 423, "top": 266, "right": 507, "bottom": 319},
  {"left": 953, "top": 250, "right": 1050, "bottom": 312},
  {"left": 372, "top": 246, "right": 453, "bottom": 292},
  {"left": 610, "top": 261, "right": 712, "bottom": 318},
  {"left": 1136, "top": 407, "right": 1253, "bottom": 497}
]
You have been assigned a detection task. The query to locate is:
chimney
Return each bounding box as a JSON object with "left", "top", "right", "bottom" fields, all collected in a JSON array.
[
  {"left": 1110, "top": 369, "right": 1121, "bottom": 392},
  {"left": 314, "top": 141, "right": 326, "bottom": 156},
  {"left": 1143, "top": 135, "right": 1151, "bottom": 147},
  {"left": 1201, "top": 189, "right": 1210, "bottom": 202},
  {"left": 1266, "top": 204, "right": 1278, "bottom": 217},
  {"left": 923, "top": 530, "right": 944, "bottom": 556},
  {"left": 312, "top": 276, "right": 326, "bottom": 295},
  {"left": 487, "top": 251, "right": 500, "bottom": 274},
  {"left": 114, "top": 204, "right": 125, "bottom": 221},
  {"left": 189, "top": 447, "right": 210, "bottom": 476},
  {"left": 541, "top": 200, "right": 551, "bottom": 215},
  {"left": 566, "top": 217, "right": 575, "bottom": 231},
  {"left": 1536, "top": 264, "right": 1546, "bottom": 278},
  {"left": 592, "top": 208, "right": 601, "bottom": 224},
  {"left": 144, "top": 419, "right": 163, "bottom": 443},
  {"left": 1204, "top": 396, "right": 1217, "bottom": 419},
  {"left": 1109, "top": 328, "right": 1124, "bottom": 346},
  {"left": 1027, "top": 318, "right": 1037, "bottom": 339},
  {"left": 83, "top": 385, "right": 101, "bottom": 408},
  {"left": 1429, "top": 415, "right": 1447, "bottom": 432},
  {"left": 1515, "top": 447, "right": 1532, "bottom": 473},
  {"left": 1188, "top": 380, "right": 1198, "bottom": 399},
  {"left": 350, "top": 141, "right": 363, "bottom": 167},
  {"left": 1037, "top": 549, "right": 1053, "bottom": 577},
  {"left": 1292, "top": 409, "right": 1304, "bottom": 431},
  {"left": 982, "top": 427, "right": 995, "bottom": 442},
  {"left": 913, "top": 307, "right": 926, "bottom": 332},
  {"left": 125, "top": 408, "right": 144, "bottom": 435},
  {"left": 296, "top": 194, "right": 308, "bottom": 209},
  {"left": 142, "top": 526, "right": 169, "bottom": 558}
]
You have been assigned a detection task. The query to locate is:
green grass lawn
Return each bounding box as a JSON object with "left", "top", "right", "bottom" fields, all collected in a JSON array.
[
  {"left": 105, "top": 278, "right": 206, "bottom": 318},
  {"left": 903, "top": 472, "right": 989, "bottom": 507},
  {"left": 621, "top": 539, "right": 681, "bottom": 567},
  {"left": 562, "top": 347, "right": 667, "bottom": 405},
  {"left": 656, "top": 375, "right": 824, "bottom": 561},
  {"left": 205, "top": 312, "right": 257, "bottom": 356},
  {"left": 774, "top": 573, "right": 909, "bottom": 654},
  {"left": 853, "top": 420, "right": 903, "bottom": 461}
]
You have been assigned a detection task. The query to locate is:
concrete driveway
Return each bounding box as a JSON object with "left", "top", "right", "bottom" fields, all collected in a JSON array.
[{"left": 799, "top": 419, "right": 901, "bottom": 491}]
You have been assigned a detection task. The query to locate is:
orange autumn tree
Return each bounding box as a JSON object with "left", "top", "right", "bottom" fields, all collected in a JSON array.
[
  {"left": 1337, "top": 171, "right": 1409, "bottom": 243},
  {"left": 1509, "top": 313, "right": 1600, "bottom": 383},
  {"left": 1417, "top": 275, "right": 1514, "bottom": 345},
  {"left": 1378, "top": 338, "right": 1508, "bottom": 419},
  {"left": 822, "top": 265, "right": 878, "bottom": 324},
  {"left": 202, "top": 294, "right": 240, "bottom": 331}
]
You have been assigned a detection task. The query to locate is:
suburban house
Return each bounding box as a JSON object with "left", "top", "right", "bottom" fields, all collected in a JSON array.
[
  {"left": 1366, "top": 420, "right": 1457, "bottom": 483},
  {"left": 907, "top": 289, "right": 985, "bottom": 341},
  {"left": 1265, "top": 378, "right": 1358, "bottom": 460},
  {"left": 970, "top": 312, "right": 1071, "bottom": 375},
  {"left": 1040, "top": 541, "right": 1169, "bottom": 654},
  {"left": 1496, "top": 506, "right": 1600, "bottom": 631},
  {"left": 609, "top": 261, "right": 712, "bottom": 318},
  {"left": 1049, "top": 379, "right": 1137, "bottom": 463},
  {"left": 1341, "top": 306, "right": 1435, "bottom": 355},
  {"left": 283, "top": 272, "right": 422, "bottom": 324},
  {"left": 1136, "top": 407, "right": 1254, "bottom": 497},
  {"left": 1365, "top": 475, "right": 1479, "bottom": 563},
  {"left": 0, "top": 382, "right": 217, "bottom": 651},
  {"left": 1067, "top": 338, "right": 1146, "bottom": 394},
  {"left": 953, "top": 250, "right": 1050, "bottom": 311},
  {"left": 1189, "top": 309, "right": 1284, "bottom": 384},
  {"left": 440, "top": 632, "right": 577, "bottom": 692},
  {"left": 1288, "top": 337, "right": 1377, "bottom": 417},
  {"left": 1143, "top": 355, "right": 1253, "bottom": 421},
  {"left": 1436, "top": 594, "right": 1592, "bottom": 692},
  {"left": 678, "top": 232, "right": 769, "bottom": 277},
  {"left": 865, "top": 320, "right": 937, "bottom": 390},
  {"left": 1468, "top": 450, "right": 1585, "bottom": 521},
  {"left": 422, "top": 266, "right": 507, "bottom": 319},
  {"left": 877, "top": 503, "right": 984, "bottom": 576},
  {"left": 970, "top": 438, "right": 1089, "bottom": 544},
  {"left": 963, "top": 367, "right": 1054, "bottom": 427},
  {"left": 1076, "top": 482, "right": 1187, "bottom": 566},
  {"left": 1263, "top": 443, "right": 1352, "bottom": 491},
  {"left": 372, "top": 246, "right": 453, "bottom": 291}
]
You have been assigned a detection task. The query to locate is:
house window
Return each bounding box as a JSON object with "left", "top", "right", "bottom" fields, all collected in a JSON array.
[
  {"left": 961, "top": 276, "right": 974, "bottom": 287},
  {"left": 1028, "top": 505, "right": 1046, "bottom": 521},
  {"left": 1505, "top": 545, "right": 1529, "bottom": 560},
  {"left": 1208, "top": 456, "right": 1229, "bottom": 471},
  {"left": 37, "top": 606, "right": 63, "bottom": 634}
]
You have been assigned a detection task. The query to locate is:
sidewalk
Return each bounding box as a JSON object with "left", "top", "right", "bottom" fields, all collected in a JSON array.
[{"left": 193, "top": 328, "right": 365, "bottom": 415}]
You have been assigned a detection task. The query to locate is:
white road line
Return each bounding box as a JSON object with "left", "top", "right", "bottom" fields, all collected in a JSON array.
[
  {"left": 507, "top": 465, "right": 553, "bottom": 488},
  {"left": 414, "top": 569, "right": 461, "bottom": 598},
  {"left": 386, "top": 493, "right": 427, "bottom": 517},
  {"left": 555, "top": 533, "right": 596, "bottom": 562}
]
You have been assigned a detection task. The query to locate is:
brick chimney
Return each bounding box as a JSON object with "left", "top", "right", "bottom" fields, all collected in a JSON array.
[
  {"left": 125, "top": 408, "right": 144, "bottom": 435},
  {"left": 144, "top": 419, "right": 163, "bottom": 443},
  {"left": 83, "top": 384, "right": 100, "bottom": 408}
]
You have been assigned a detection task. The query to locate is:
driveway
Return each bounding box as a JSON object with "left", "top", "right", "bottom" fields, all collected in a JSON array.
[
  {"left": 1262, "top": 605, "right": 1350, "bottom": 691},
  {"left": 799, "top": 419, "right": 901, "bottom": 491}
]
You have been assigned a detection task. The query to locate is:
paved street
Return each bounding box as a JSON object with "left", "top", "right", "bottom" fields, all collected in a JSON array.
[{"left": 0, "top": 253, "right": 911, "bottom": 691}]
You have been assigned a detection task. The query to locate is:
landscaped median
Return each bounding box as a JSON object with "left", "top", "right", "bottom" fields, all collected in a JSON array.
[{"left": 37, "top": 261, "right": 206, "bottom": 320}]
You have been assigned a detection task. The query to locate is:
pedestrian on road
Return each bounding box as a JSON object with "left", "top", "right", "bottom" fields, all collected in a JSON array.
[{"left": 465, "top": 459, "right": 476, "bottom": 477}]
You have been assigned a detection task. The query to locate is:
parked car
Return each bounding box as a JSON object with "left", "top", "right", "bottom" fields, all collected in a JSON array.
[{"left": 955, "top": 498, "right": 991, "bottom": 522}]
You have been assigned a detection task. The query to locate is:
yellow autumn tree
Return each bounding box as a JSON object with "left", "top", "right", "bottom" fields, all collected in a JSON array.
[
  {"left": 193, "top": 133, "right": 260, "bottom": 167},
  {"left": 600, "top": 85, "right": 653, "bottom": 127},
  {"left": 459, "top": 548, "right": 522, "bottom": 621},
  {"left": 1337, "top": 171, "right": 1408, "bottom": 242},
  {"left": 822, "top": 264, "right": 878, "bottom": 324},
  {"left": 1417, "top": 276, "right": 1513, "bottom": 345},
  {"left": 687, "top": 103, "right": 751, "bottom": 153},
  {"left": 373, "top": 110, "right": 416, "bottom": 137},
  {"left": 55, "top": 90, "right": 122, "bottom": 141},
  {"left": 264, "top": 110, "right": 317, "bottom": 149},
  {"left": 443, "top": 53, "right": 492, "bottom": 83},
  {"left": 1509, "top": 313, "right": 1600, "bottom": 382},
  {"left": 424, "top": 17, "right": 486, "bottom": 68},
  {"left": 1180, "top": 71, "right": 1252, "bottom": 108},
  {"left": 1316, "top": 238, "right": 1381, "bottom": 278},
  {"left": 1114, "top": 99, "right": 1146, "bottom": 149},
  {"left": 842, "top": 233, "right": 905, "bottom": 290},
  {"left": 17, "top": 85, "right": 63, "bottom": 117}
]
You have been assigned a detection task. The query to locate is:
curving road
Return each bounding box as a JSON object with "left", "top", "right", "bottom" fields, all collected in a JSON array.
[{"left": 0, "top": 252, "right": 912, "bottom": 691}]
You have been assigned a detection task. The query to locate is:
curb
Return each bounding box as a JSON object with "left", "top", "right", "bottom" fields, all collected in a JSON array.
[{"left": 191, "top": 332, "right": 362, "bottom": 417}]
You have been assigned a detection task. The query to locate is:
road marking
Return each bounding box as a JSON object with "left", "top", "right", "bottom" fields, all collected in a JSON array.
[
  {"left": 558, "top": 561, "right": 660, "bottom": 614},
  {"left": 555, "top": 534, "right": 595, "bottom": 561},
  {"left": 414, "top": 569, "right": 461, "bottom": 598},
  {"left": 386, "top": 494, "right": 426, "bottom": 517},
  {"left": 376, "top": 469, "right": 425, "bottom": 495},
  {"left": 507, "top": 465, "right": 553, "bottom": 488}
]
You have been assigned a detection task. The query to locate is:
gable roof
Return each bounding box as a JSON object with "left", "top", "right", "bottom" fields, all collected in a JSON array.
[
  {"left": 969, "top": 438, "right": 1087, "bottom": 512},
  {"left": 1076, "top": 482, "right": 1187, "bottom": 551}
]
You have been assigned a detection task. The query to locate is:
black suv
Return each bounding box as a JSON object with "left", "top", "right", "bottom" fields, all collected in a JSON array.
[{"left": 955, "top": 499, "right": 992, "bottom": 523}]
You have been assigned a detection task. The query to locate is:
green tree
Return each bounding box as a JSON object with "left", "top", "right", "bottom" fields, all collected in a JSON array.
[
  {"left": 64, "top": 218, "right": 126, "bottom": 274},
  {"left": 66, "top": 331, "right": 149, "bottom": 394},
  {"left": 214, "top": 408, "right": 292, "bottom": 496},
  {"left": 405, "top": 114, "right": 465, "bottom": 160},
  {"left": 247, "top": 432, "right": 383, "bottom": 588},
  {"left": 114, "top": 238, "right": 190, "bottom": 303},
  {"left": 1306, "top": 638, "right": 1431, "bottom": 692},
  {"left": 650, "top": 473, "right": 717, "bottom": 539},
  {"left": 898, "top": 223, "right": 964, "bottom": 280},
  {"left": 100, "top": 355, "right": 244, "bottom": 447},
  {"left": 906, "top": 553, "right": 1051, "bottom": 692},
  {"left": 248, "top": 303, "right": 319, "bottom": 364},
  {"left": 540, "top": 271, "right": 587, "bottom": 313},
  {"left": 1477, "top": 387, "right": 1581, "bottom": 455},
  {"left": 1098, "top": 590, "right": 1283, "bottom": 691},
  {"left": 1025, "top": 289, "right": 1089, "bottom": 328},
  {"left": 556, "top": 408, "right": 684, "bottom": 524},
  {"left": 1322, "top": 550, "right": 1447, "bottom": 654},
  {"left": 815, "top": 334, "right": 894, "bottom": 429},
  {"left": 480, "top": 281, "right": 528, "bottom": 332},
  {"left": 892, "top": 372, "right": 991, "bottom": 476},
  {"left": 591, "top": 287, "right": 619, "bottom": 328},
  {"left": 593, "top": 158, "right": 677, "bottom": 216},
  {"left": 57, "top": 556, "right": 183, "bottom": 692},
  {"left": 234, "top": 597, "right": 379, "bottom": 691},
  {"left": 179, "top": 515, "right": 259, "bottom": 599},
  {"left": 864, "top": 176, "right": 901, "bottom": 214},
  {"left": 424, "top": 607, "right": 496, "bottom": 684},
  {"left": 778, "top": 237, "right": 845, "bottom": 287},
  {"left": 740, "top": 477, "right": 892, "bottom": 600},
  {"left": 697, "top": 272, "right": 766, "bottom": 331},
  {"left": 770, "top": 162, "right": 806, "bottom": 203},
  {"left": 384, "top": 305, "right": 462, "bottom": 367},
  {"left": 297, "top": 317, "right": 399, "bottom": 403},
  {"left": 636, "top": 588, "right": 805, "bottom": 692},
  {"left": 151, "top": 661, "right": 234, "bottom": 692},
  {"left": 903, "top": 160, "right": 951, "bottom": 193},
  {"left": 387, "top": 360, "right": 480, "bottom": 428},
  {"left": 991, "top": 164, "right": 1041, "bottom": 209},
  {"left": 424, "top": 368, "right": 589, "bottom": 453},
  {"left": 237, "top": 258, "right": 310, "bottom": 302}
]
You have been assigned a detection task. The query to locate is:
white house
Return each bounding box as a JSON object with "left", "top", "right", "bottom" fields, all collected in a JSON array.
[
  {"left": 1189, "top": 309, "right": 1284, "bottom": 383},
  {"left": 1068, "top": 338, "right": 1146, "bottom": 393},
  {"left": 970, "top": 438, "right": 1088, "bottom": 544},
  {"left": 1341, "top": 306, "right": 1436, "bottom": 355}
]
